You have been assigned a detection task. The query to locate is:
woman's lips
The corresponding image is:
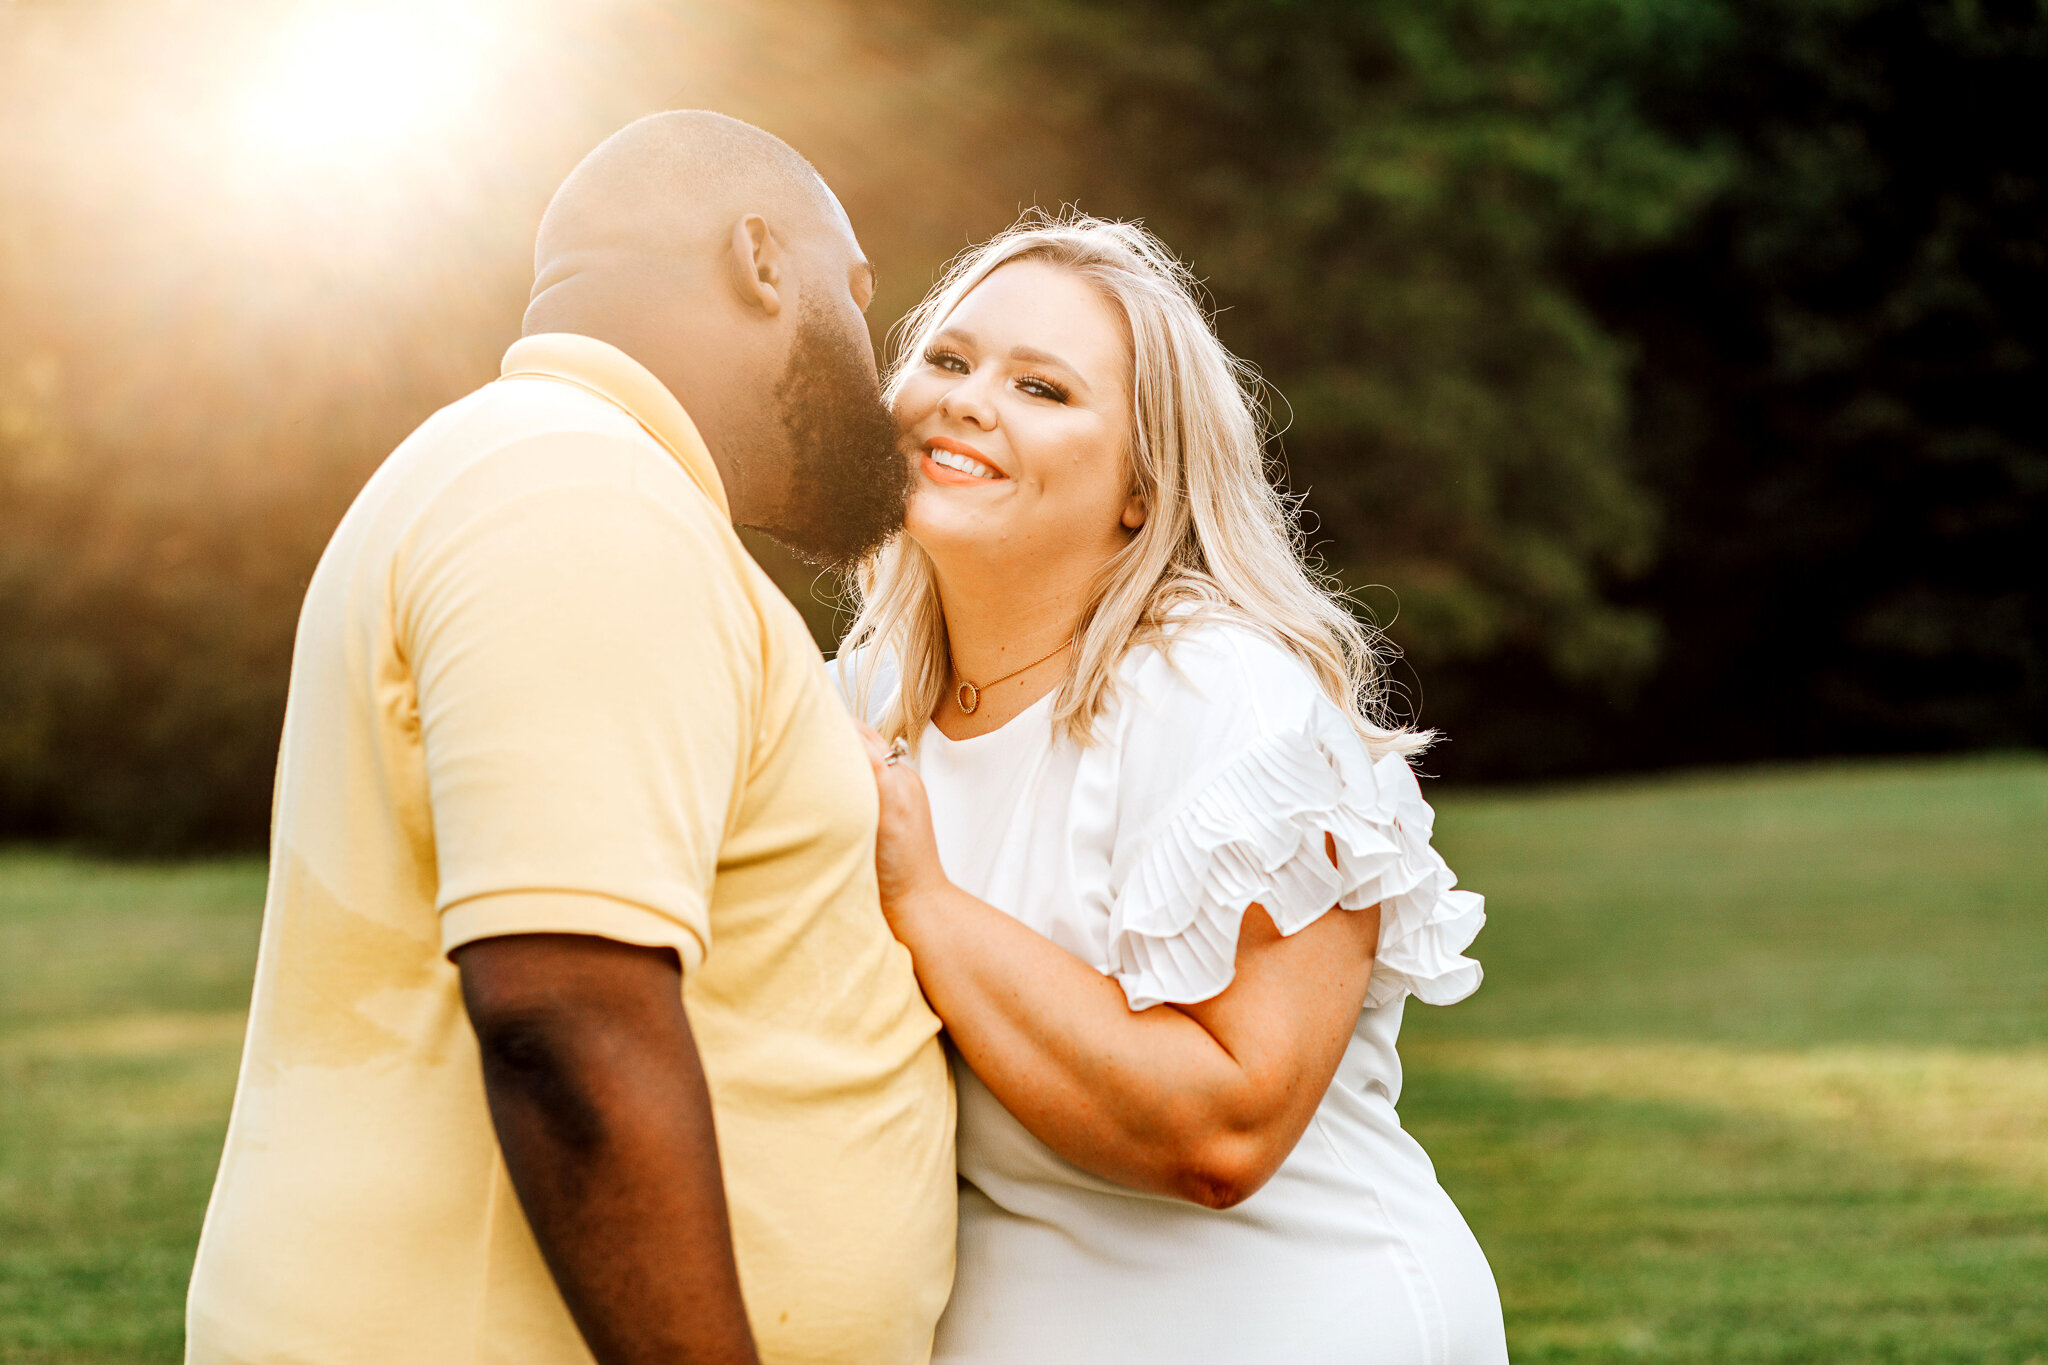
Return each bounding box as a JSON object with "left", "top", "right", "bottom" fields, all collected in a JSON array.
[{"left": 922, "top": 439, "right": 1006, "bottom": 484}]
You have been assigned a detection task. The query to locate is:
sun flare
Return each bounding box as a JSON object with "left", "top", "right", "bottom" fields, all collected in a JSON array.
[{"left": 234, "top": 2, "right": 489, "bottom": 175}]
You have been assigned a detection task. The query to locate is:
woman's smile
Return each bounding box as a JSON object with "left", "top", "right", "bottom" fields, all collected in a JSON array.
[{"left": 923, "top": 436, "right": 1007, "bottom": 483}]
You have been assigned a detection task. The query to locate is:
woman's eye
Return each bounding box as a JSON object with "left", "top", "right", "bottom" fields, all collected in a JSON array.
[
  {"left": 1018, "top": 376, "right": 1069, "bottom": 403},
  {"left": 926, "top": 348, "right": 969, "bottom": 374}
]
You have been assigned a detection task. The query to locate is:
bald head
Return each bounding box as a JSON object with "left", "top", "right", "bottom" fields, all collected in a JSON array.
[{"left": 529, "top": 111, "right": 849, "bottom": 313}]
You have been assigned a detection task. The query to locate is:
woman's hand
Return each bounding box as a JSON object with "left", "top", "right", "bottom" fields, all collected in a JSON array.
[{"left": 856, "top": 726, "right": 952, "bottom": 928}]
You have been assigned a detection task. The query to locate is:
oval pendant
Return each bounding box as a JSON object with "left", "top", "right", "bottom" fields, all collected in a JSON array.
[{"left": 956, "top": 681, "right": 980, "bottom": 714}]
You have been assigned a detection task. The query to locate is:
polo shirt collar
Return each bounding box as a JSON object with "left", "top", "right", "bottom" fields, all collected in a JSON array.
[{"left": 499, "top": 333, "right": 731, "bottom": 519}]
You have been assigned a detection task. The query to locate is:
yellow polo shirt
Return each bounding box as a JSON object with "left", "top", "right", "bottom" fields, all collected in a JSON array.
[{"left": 186, "top": 334, "right": 955, "bottom": 1365}]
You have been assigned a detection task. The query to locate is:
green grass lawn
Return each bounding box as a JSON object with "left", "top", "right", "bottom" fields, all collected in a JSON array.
[
  {"left": 1404, "top": 752, "right": 2048, "bottom": 1363},
  {"left": 0, "top": 859, "right": 263, "bottom": 1364},
  {"left": 2, "top": 754, "right": 2044, "bottom": 1363}
]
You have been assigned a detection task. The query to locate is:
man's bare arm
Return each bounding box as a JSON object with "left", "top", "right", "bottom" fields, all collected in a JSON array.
[{"left": 454, "top": 931, "right": 757, "bottom": 1365}]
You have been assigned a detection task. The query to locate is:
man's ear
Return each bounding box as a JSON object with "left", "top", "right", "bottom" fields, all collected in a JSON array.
[{"left": 725, "top": 213, "right": 785, "bottom": 318}]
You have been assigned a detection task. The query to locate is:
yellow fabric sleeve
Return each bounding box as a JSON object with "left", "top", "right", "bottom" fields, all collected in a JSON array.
[{"left": 399, "top": 450, "right": 756, "bottom": 973}]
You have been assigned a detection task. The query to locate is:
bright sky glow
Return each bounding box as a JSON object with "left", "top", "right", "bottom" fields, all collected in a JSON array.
[{"left": 235, "top": 2, "right": 490, "bottom": 176}]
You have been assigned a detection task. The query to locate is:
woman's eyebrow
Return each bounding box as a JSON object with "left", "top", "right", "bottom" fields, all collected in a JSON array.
[
  {"left": 1008, "top": 344, "right": 1076, "bottom": 372},
  {"left": 1010, "top": 345, "right": 1094, "bottom": 398}
]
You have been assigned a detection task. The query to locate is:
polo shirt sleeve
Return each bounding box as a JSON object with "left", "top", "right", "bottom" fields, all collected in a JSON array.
[{"left": 397, "top": 447, "right": 755, "bottom": 973}]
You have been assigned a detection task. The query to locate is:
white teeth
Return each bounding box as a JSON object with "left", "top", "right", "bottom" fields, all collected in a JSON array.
[{"left": 930, "top": 447, "right": 1001, "bottom": 479}]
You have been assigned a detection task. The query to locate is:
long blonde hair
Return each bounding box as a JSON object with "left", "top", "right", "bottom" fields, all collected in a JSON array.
[{"left": 841, "top": 210, "right": 1428, "bottom": 761}]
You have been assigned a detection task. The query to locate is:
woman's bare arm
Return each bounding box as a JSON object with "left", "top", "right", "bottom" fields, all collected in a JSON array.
[{"left": 862, "top": 732, "right": 1378, "bottom": 1209}]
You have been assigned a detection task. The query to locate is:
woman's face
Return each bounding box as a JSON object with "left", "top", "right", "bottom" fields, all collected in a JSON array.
[{"left": 894, "top": 259, "right": 1144, "bottom": 589}]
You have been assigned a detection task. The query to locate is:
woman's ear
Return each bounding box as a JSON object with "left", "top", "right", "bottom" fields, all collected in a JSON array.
[
  {"left": 1120, "top": 490, "right": 1148, "bottom": 530},
  {"left": 725, "top": 213, "right": 785, "bottom": 317}
]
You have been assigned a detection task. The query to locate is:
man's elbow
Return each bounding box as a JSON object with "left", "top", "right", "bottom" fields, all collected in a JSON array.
[
  {"left": 456, "top": 933, "right": 687, "bottom": 1157},
  {"left": 467, "top": 999, "right": 609, "bottom": 1155}
]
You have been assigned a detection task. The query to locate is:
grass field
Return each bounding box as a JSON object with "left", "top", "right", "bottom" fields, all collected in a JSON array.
[{"left": 2, "top": 754, "right": 2044, "bottom": 1363}]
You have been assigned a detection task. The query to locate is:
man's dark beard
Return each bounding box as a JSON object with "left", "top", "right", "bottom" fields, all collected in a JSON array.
[{"left": 753, "top": 302, "right": 909, "bottom": 570}]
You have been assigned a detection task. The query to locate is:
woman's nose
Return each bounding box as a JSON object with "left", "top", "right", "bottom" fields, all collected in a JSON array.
[{"left": 938, "top": 376, "right": 997, "bottom": 430}]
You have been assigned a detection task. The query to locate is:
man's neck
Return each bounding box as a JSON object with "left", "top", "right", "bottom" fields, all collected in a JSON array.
[
  {"left": 645, "top": 364, "right": 753, "bottom": 522},
  {"left": 524, "top": 292, "right": 772, "bottom": 528}
]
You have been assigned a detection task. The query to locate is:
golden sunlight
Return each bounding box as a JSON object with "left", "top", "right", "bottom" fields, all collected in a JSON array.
[{"left": 234, "top": 2, "right": 491, "bottom": 176}]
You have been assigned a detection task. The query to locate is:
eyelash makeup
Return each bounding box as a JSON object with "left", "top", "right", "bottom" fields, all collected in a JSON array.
[
  {"left": 924, "top": 347, "right": 1070, "bottom": 404},
  {"left": 1018, "top": 375, "right": 1070, "bottom": 403}
]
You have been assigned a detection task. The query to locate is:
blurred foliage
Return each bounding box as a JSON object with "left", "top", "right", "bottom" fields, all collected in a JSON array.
[
  {"left": 0, "top": 0, "right": 2041, "bottom": 848},
  {"left": 1567, "top": 0, "right": 2048, "bottom": 774}
]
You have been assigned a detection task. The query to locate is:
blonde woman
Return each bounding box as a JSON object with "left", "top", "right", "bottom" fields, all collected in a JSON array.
[{"left": 837, "top": 214, "right": 1508, "bottom": 1365}]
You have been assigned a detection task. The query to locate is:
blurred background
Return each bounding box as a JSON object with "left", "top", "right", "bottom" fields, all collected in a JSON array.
[
  {"left": 3, "top": 0, "right": 2043, "bottom": 851},
  {"left": 1, "top": 0, "right": 2043, "bottom": 1361}
]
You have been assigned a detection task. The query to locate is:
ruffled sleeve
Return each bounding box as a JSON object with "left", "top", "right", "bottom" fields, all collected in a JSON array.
[{"left": 1101, "top": 626, "right": 1485, "bottom": 1012}]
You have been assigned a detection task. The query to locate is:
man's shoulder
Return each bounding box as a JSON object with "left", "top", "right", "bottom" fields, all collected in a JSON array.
[
  {"left": 407, "top": 374, "right": 663, "bottom": 474},
  {"left": 384, "top": 376, "right": 721, "bottom": 539}
]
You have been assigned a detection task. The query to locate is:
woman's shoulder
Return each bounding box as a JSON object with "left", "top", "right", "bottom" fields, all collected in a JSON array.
[
  {"left": 1114, "top": 615, "right": 1338, "bottom": 742},
  {"left": 1097, "top": 616, "right": 1366, "bottom": 839}
]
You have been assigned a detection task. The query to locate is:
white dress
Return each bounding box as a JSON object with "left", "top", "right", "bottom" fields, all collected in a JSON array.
[{"left": 835, "top": 621, "right": 1508, "bottom": 1365}]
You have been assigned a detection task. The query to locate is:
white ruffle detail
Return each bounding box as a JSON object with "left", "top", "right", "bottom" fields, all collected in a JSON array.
[{"left": 1107, "top": 715, "right": 1485, "bottom": 1012}]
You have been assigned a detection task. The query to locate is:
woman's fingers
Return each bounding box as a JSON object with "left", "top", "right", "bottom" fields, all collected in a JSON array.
[{"left": 860, "top": 741, "right": 947, "bottom": 915}]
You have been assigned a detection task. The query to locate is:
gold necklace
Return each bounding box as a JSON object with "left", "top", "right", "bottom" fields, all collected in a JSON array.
[{"left": 951, "top": 639, "right": 1074, "bottom": 715}]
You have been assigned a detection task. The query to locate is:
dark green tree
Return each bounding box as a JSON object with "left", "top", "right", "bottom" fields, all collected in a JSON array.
[{"left": 1569, "top": 0, "right": 2048, "bottom": 769}]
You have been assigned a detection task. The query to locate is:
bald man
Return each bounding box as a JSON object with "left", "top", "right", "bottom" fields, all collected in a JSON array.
[{"left": 185, "top": 113, "right": 955, "bottom": 1365}]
